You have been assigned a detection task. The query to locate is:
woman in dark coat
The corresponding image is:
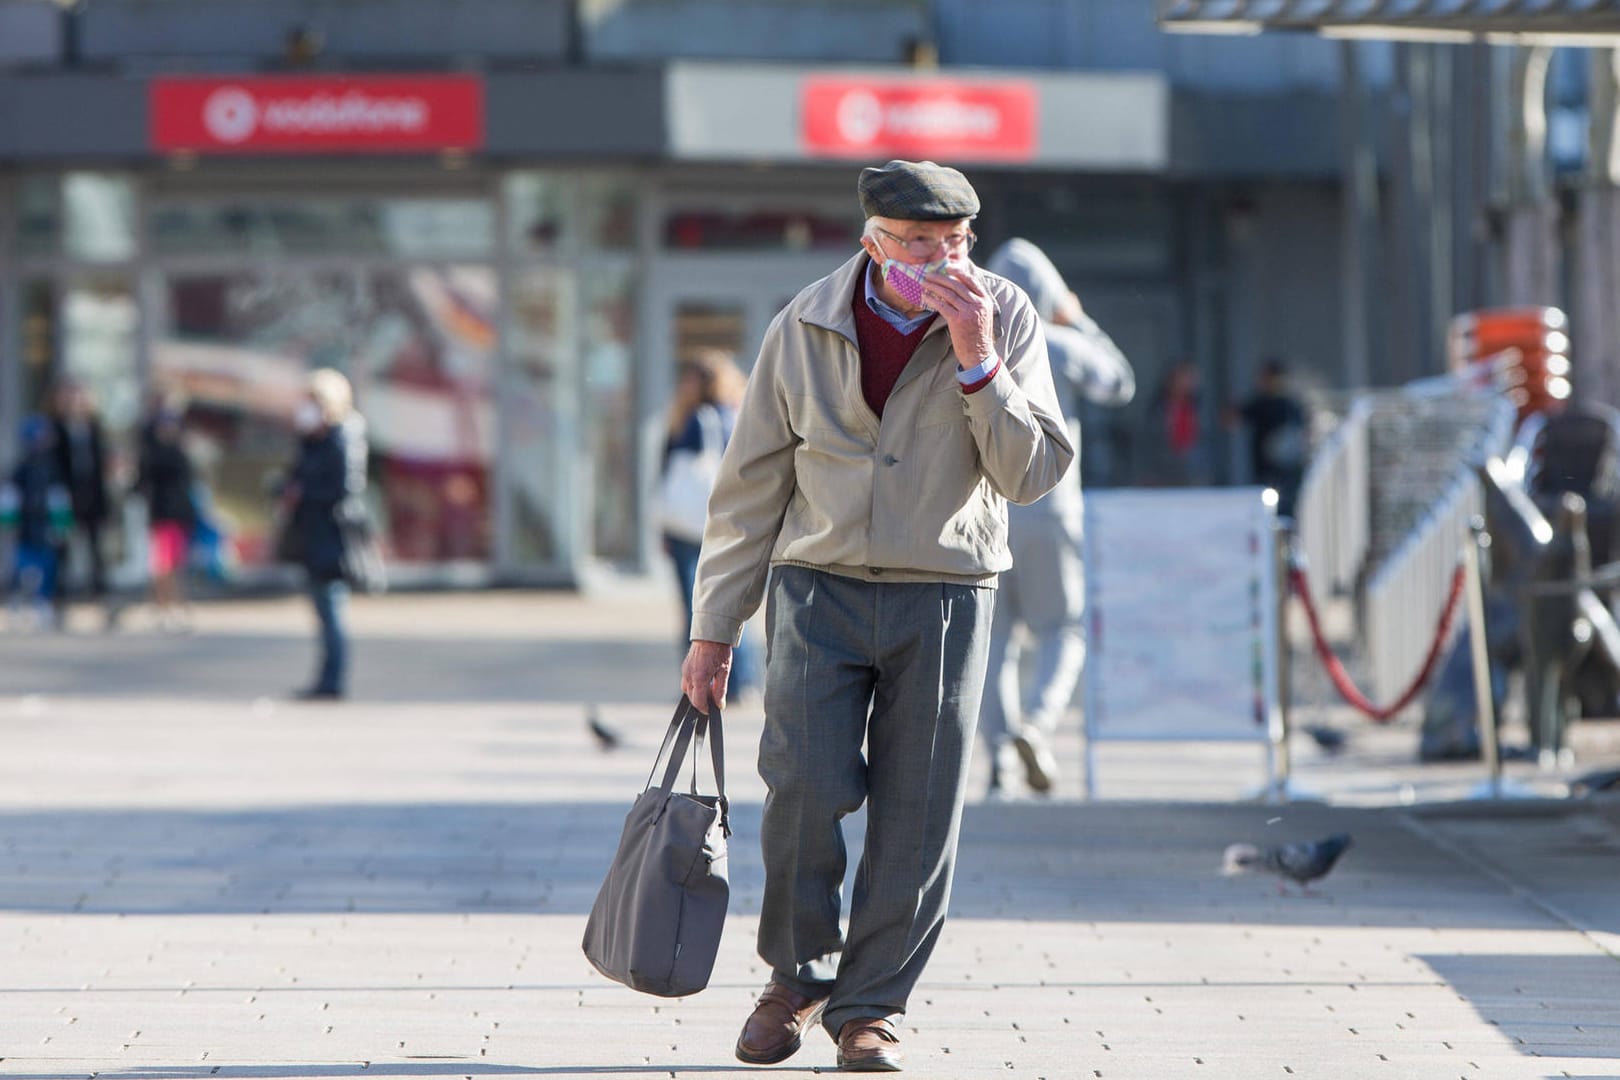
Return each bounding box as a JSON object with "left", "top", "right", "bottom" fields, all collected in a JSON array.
[
  {"left": 283, "top": 368, "right": 369, "bottom": 700},
  {"left": 50, "top": 379, "right": 112, "bottom": 613}
]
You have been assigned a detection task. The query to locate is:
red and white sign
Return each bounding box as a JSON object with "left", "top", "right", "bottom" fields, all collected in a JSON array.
[
  {"left": 801, "top": 76, "right": 1037, "bottom": 162},
  {"left": 151, "top": 75, "right": 484, "bottom": 154}
]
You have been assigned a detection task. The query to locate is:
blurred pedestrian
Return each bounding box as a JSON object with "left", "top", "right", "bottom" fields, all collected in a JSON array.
[
  {"left": 658, "top": 349, "right": 758, "bottom": 697},
  {"left": 1228, "top": 358, "right": 1309, "bottom": 517},
  {"left": 3, "top": 416, "right": 71, "bottom": 630},
  {"left": 1146, "top": 362, "right": 1208, "bottom": 485},
  {"left": 681, "top": 160, "right": 1072, "bottom": 1070},
  {"left": 281, "top": 368, "right": 369, "bottom": 701},
  {"left": 49, "top": 379, "right": 114, "bottom": 625},
  {"left": 136, "top": 395, "right": 198, "bottom": 632},
  {"left": 982, "top": 238, "right": 1134, "bottom": 797}
]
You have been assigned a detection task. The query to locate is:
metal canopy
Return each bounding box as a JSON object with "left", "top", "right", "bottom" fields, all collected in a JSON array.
[{"left": 1158, "top": 0, "right": 1620, "bottom": 43}]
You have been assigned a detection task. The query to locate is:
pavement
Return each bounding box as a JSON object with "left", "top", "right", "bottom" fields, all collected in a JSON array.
[{"left": 1, "top": 588, "right": 1618, "bottom": 1079}]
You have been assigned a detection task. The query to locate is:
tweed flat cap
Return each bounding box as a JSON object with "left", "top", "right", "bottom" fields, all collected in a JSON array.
[{"left": 858, "top": 159, "right": 980, "bottom": 221}]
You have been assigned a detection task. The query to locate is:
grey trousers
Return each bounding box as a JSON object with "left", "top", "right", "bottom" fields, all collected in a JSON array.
[{"left": 757, "top": 565, "right": 993, "bottom": 1037}]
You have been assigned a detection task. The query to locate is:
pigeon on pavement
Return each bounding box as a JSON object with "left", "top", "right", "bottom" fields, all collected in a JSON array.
[
  {"left": 1222, "top": 832, "right": 1353, "bottom": 895},
  {"left": 586, "top": 705, "right": 622, "bottom": 751},
  {"left": 1301, "top": 723, "right": 1348, "bottom": 756}
]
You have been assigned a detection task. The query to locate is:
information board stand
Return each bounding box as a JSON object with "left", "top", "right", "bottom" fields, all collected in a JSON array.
[{"left": 1081, "top": 487, "right": 1281, "bottom": 798}]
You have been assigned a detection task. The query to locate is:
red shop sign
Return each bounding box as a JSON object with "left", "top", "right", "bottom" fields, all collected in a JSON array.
[
  {"left": 802, "top": 76, "right": 1037, "bottom": 162},
  {"left": 151, "top": 75, "right": 484, "bottom": 154}
]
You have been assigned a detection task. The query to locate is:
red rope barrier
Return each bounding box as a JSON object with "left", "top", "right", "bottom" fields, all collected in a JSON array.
[{"left": 1288, "top": 561, "right": 1468, "bottom": 723}]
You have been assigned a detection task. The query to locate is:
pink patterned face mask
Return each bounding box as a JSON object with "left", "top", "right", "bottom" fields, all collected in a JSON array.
[{"left": 882, "top": 256, "right": 950, "bottom": 310}]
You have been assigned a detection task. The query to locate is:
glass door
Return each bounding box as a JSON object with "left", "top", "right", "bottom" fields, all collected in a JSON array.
[
  {"left": 504, "top": 264, "right": 578, "bottom": 575},
  {"left": 641, "top": 252, "right": 847, "bottom": 560}
]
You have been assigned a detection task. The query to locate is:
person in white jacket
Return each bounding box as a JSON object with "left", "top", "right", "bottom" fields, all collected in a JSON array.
[{"left": 981, "top": 238, "right": 1134, "bottom": 796}]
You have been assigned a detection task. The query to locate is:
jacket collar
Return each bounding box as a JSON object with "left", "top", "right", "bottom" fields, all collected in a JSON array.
[{"left": 798, "top": 251, "right": 949, "bottom": 348}]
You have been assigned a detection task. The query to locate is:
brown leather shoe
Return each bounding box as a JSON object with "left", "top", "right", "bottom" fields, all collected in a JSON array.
[
  {"left": 734, "top": 980, "right": 829, "bottom": 1065},
  {"left": 836, "top": 1017, "right": 903, "bottom": 1072}
]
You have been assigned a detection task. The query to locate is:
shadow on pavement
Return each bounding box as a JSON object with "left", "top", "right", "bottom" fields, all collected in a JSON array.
[
  {"left": 0, "top": 1067, "right": 801, "bottom": 1079},
  {"left": 0, "top": 634, "right": 677, "bottom": 703},
  {"left": 2, "top": 798, "right": 1611, "bottom": 935},
  {"left": 1418, "top": 953, "right": 1620, "bottom": 1061}
]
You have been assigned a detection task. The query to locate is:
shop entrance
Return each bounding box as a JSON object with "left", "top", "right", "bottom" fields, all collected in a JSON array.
[
  {"left": 647, "top": 251, "right": 848, "bottom": 377},
  {"left": 642, "top": 251, "right": 847, "bottom": 542}
]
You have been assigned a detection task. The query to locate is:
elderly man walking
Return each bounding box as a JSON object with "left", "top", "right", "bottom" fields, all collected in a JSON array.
[{"left": 680, "top": 160, "right": 1072, "bottom": 1071}]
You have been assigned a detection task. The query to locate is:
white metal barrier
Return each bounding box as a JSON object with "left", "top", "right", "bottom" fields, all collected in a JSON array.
[
  {"left": 1362, "top": 394, "right": 1516, "bottom": 705},
  {"left": 1293, "top": 397, "right": 1371, "bottom": 608}
]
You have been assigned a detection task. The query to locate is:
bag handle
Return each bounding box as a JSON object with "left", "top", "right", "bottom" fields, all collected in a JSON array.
[
  {"left": 646, "top": 697, "right": 698, "bottom": 794},
  {"left": 645, "top": 695, "right": 730, "bottom": 837},
  {"left": 690, "top": 703, "right": 727, "bottom": 795},
  {"left": 701, "top": 702, "right": 730, "bottom": 837}
]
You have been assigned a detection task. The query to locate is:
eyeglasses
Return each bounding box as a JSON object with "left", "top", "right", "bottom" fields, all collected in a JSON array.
[{"left": 872, "top": 225, "right": 977, "bottom": 259}]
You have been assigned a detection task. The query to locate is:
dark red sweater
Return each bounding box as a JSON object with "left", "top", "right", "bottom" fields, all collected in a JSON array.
[{"left": 853, "top": 284, "right": 935, "bottom": 418}]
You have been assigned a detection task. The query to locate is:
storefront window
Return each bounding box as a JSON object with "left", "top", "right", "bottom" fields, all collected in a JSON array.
[
  {"left": 61, "top": 275, "right": 142, "bottom": 442},
  {"left": 581, "top": 261, "right": 638, "bottom": 564},
  {"left": 155, "top": 266, "right": 497, "bottom": 566},
  {"left": 15, "top": 177, "right": 60, "bottom": 257},
  {"left": 506, "top": 267, "right": 578, "bottom": 566},
  {"left": 19, "top": 279, "right": 57, "bottom": 416},
  {"left": 63, "top": 173, "right": 137, "bottom": 264},
  {"left": 157, "top": 271, "right": 341, "bottom": 566},
  {"left": 150, "top": 197, "right": 494, "bottom": 260},
  {"left": 505, "top": 173, "right": 572, "bottom": 255},
  {"left": 506, "top": 171, "right": 639, "bottom": 255},
  {"left": 356, "top": 265, "right": 497, "bottom": 563},
  {"left": 672, "top": 302, "right": 745, "bottom": 361},
  {"left": 663, "top": 207, "right": 856, "bottom": 251},
  {"left": 580, "top": 175, "right": 638, "bottom": 252},
  {"left": 378, "top": 200, "right": 496, "bottom": 260},
  {"left": 14, "top": 274, "right": 141, "bottom": 574}
]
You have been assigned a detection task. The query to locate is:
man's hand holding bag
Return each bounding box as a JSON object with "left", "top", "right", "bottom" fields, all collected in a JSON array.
[{"left": 581, "top": 695, "right": 729, "bottom": 997}]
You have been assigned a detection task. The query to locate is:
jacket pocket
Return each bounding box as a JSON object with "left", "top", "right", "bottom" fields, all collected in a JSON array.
[{"left": 917, "top": 388, "right": 966, "bottom": 429}]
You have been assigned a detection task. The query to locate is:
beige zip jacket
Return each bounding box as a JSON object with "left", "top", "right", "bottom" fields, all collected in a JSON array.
[{"left": 689, "top": 251, "right": 1075, "bottom": 646}]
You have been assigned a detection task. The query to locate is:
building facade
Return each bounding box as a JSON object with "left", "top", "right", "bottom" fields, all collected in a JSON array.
[{"left": 0, "top": 0, "right": 1370, "bottom": 587}]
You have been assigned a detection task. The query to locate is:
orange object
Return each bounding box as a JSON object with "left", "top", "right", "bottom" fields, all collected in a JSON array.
[{"left": 1448, "top": 306, "right": 1572, "bottom": 422}]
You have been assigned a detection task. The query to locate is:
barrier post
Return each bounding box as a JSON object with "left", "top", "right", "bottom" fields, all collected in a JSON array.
[
  {"left": 1269, "top": 512, "right": 1294, "bottom": 803},
  {"left": 1462, "top": 516, "right": 1501, "bottom": 798}
]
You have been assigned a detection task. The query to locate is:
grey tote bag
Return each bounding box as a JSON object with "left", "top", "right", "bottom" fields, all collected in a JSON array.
[{"left": 582, "top": 696, "right": 730, "bottom": 997}]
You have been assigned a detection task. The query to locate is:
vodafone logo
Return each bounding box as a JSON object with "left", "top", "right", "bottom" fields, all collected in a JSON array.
[
  {"left": 804, "top": 77, "right": 1036, "bottom": 162},
  {"left": 835, "top": 90, "right": 884, "bottom": 146},
  {"left": 203, "top": 87, "right": 259, "bottom": 144},
  {"left": 153, "top": 76, "right": 484, "bottom": 154},
  {"left": 834, "top": 87, "right": 1002, "bottom": 145}
]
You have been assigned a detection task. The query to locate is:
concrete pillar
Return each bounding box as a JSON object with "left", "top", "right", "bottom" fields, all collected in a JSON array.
[
  {"left": 1339, "top": 40, "right": 1374, "bottom": 390},
  {"left": 1386, "top": 44, "right": 1431, "bottom": 384},
  {"left": 1501, "top": 45, "right": 1559, "bottom": 307},
  {"left": 1571, "top": 49, "right": 1620, "bottom": 406}
]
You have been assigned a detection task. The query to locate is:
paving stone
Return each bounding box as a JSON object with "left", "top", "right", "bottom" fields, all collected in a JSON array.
[{"left": 1, "top": 595, "right": 1618, "bottom": 1079}]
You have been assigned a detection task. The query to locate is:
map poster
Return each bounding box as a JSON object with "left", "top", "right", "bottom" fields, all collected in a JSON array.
[{"left": 1083, "top": 487, "right": 1278, "bottom": 744}]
